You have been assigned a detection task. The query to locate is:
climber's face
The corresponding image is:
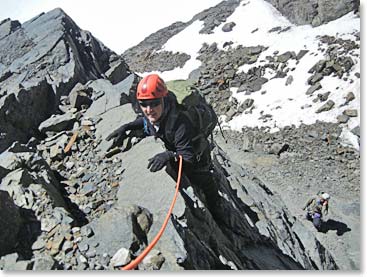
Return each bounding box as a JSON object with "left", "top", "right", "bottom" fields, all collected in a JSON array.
[{"left": 139, "top": 98, "right": 164, "bottom": 124}]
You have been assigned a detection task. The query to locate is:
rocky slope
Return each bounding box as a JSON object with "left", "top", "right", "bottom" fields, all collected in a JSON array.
[
  {"left": 0, "top": 0, "right": 360, "bottom": 271},
  {"left": 0, "top": 8, "right": 131, "bottom": 153}
]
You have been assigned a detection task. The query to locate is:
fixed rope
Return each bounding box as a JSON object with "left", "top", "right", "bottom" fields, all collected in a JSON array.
[{"left": 121, "top": 155, "right": 183, "bottom": 270}]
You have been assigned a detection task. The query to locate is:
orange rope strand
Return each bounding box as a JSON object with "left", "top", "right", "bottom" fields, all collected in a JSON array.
[
  {"left": 121, "top": 155, "right": 183, "bottom": 270},
  {"left": 64, "top": 131, "right": 78, "bottom": 153}
]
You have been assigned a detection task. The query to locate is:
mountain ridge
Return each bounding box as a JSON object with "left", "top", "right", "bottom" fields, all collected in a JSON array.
[{"left": 0, "top": 0, "right": 361, "bottom": 271}]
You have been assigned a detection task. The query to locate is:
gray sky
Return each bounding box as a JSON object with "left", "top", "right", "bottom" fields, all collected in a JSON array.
[{"left": 0, "top": 0, "right": 223, "bottom": 54}]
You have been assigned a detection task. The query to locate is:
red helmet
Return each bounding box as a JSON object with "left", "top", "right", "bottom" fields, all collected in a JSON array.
[{"left": 137, "top": 74, "right": 168, "bottom": 100}]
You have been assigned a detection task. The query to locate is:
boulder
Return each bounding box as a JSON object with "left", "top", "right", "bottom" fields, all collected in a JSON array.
[
  {"left": 38, "top": 112, "right": 77, "bottom": 134},
  {"left": 0, "top": 80, "right": 56, "bottom": 153},
  {"left": 68, "top": 83, "right": 93, "bottom": 110},
  {"left": 316, "top": 100, "right": 335, "bottom": 113},
  {"left": 105, "top": 60, "right": 130, "bottom": 85},
  {"left": 222, "top": 22, "right": 236, "bottom": 32}
]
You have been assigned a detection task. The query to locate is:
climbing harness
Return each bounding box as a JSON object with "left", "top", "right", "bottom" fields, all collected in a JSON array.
[{"left": 120, "top": 155, "right": 183, "bottom": 270}]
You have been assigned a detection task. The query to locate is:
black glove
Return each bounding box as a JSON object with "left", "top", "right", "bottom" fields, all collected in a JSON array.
[
  {"left": 147, "top": 151, "right": 175, "bottom": 172},
  {"left": 106, "top": 125, "right": 128, "bottom": 150}
]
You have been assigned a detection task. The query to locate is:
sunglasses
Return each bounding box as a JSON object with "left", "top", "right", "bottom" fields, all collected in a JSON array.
[{"left": 139, "top": 99, "right": 162, "bottom": 108}]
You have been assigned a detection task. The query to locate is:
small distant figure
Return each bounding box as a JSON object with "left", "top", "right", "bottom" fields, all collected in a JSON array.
[{"left": 303, "top": 192, "right": 330, "bottom": 231}]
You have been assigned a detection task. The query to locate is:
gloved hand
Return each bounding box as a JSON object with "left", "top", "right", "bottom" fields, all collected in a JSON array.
[
  {"left": 147, "top": 151, "right": 175, "bottom": 172},
  {"left": 106, "top": 125, "right": 128, "bottom": 150}
]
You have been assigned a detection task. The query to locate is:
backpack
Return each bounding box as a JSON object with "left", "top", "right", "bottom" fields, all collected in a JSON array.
[
  {"left": 164, "top": 80, "right": 218, "bottom": 161},
  {"left": 180, "top": 90, "right": 218, "bottom": 143}
]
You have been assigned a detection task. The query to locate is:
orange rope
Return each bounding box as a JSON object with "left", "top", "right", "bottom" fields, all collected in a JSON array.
[
  {"left": 121, "top": 155, "right": 183, "bottom": 270},
  {"left": 64, "top": 131, "right": 78, "bottom": 153}
]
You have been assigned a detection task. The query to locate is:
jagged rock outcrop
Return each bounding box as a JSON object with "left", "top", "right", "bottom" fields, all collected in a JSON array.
[
  {"left": 0, "top": 18, "right": 21, "bottom": 40},
  {"left": 0, "top": 8, "right": 114, "bottom": 91},
  {"left": 264, "top": 0, "right": 359, "bottom": 26},
  {"left": 0, "top": 80, "right": 56, "bottom": 152},
  {"left": 0, "top": 8, "right": 128, "bottom": 153}
]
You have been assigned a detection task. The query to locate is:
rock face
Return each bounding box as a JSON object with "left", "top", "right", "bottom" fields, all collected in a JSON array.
[
  {"left": 0, "top": 8, "right": 122, "bottom": 153},
  {"left": 0, "top": 190, "right": 23, "bottom": 256},
  {"left": 0, "top": 18, "right": 21, "bottom": 40},
  {"left": 0, "top": 80, "right": 55, "bottom": 152},
  {"left": 264, "top": 0, "right": 359, "bottom": 26}
]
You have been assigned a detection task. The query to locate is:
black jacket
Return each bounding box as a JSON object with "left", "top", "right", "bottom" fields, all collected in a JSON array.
[{"left": 125, "top": 93, "right": 208, "bottom": 169}]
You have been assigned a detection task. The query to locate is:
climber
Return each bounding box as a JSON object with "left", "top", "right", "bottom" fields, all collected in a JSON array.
[
  {"left": 106, "top": 74, "right": 220, "bottom": 209},
  {"left": 303, "top": 192, "right": 330, "bottom": 231}
]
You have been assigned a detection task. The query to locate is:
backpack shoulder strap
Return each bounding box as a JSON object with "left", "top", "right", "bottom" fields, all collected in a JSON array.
[{"left": 164, "top": 106, "right": 181, "bottom": 144}]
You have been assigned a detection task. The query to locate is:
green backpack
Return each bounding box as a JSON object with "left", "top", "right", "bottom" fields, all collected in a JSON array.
[{"left": 165, "top": 80, "right": 218, "bottom": 160}]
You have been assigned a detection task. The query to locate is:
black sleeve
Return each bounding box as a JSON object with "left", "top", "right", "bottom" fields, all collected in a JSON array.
[
  {"left": 125, "top": 117, "right": 144, "bottom": 131},
  {"left": 173, "top": 115, "right": 196, "bottom": 168}
]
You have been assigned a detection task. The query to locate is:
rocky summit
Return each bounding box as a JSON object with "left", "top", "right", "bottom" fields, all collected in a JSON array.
[{"left": 0, "top": 0, "right": 360, "bottom": 271}]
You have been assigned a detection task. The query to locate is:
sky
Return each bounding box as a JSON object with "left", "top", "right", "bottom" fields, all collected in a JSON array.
[{"left": 0, "top": 0, "right": 223, "bottom": 54}]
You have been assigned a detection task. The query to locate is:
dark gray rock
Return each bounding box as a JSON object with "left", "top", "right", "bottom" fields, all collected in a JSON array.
[
  {"left": 38, "top": 112, "right": 77, "bottom": 134},
  {"left": 32, "top": 254, "right": 57, "bottom": 270},
  {"left": 69, "top": 83, "right": 93, "bottom": 110},
  {"left": 0, "top": 191, "right": 23, "bottom": 256},
  {"left": 276, "top": 51, "right": 295, "bottom": 63},
  {"left": 222, "top": 22, "right": 236, "bottom": 32},
  {"left": 0, "top": 253, "right": 33, "bottom": 270},
  {"left": 285, "top": 75, "right": 294, "bottom": 86},
  {"left": 316, "top": 100, "right": 335, "bottom": 113},
  {"left": 343, "top": 109, "right": 358, "bottom": 117},
  {"left": 317, "top": 91, "right": 331, "bottom": 102},
  {"left": 309, "top": 60, "right": 327, "bottom": 74},
  {"left": 0, "top": 8, "right": 114, "bottom": 88},
  {"left": 344, "top": 91, "right": 356, "bottom": 104},
  {"left": 0, "top": 18, "right": 21, "bottom": 40},
  {"left": 351, "top": 126, "right": 360, "bottom": 137},
  {"left": 105, "top": 60, "right": 130, "bottom": 85},
  {"left": 296, "top": 50, "right": 309, "bottom": 60},
  {"left": 85, "top": 74, "right": 135, "bottom": 119},
  {"left": 194, "top": 0, "right": 240, "bottom": 34},
  {"left": 307, "top": 73, "right": 323, "bottom": 85},
  {"left": 337, "top": 114, "right": 349, "bottom": 123},
  {"left": 83, "top": 204, "right": 151, "bottom": 260},
  {"left": 264, "top": 0, "right": 359, "bottom": 26},
  {"left": 269, "top": 143, "right": 289, "bottom": 156},
  {"left": 0, "top": 80, "right": 56, "bottom": 153},
  {"left": 306, "top": 83, "right": 322, "bottom": 95},
  {"left": 0, "top": 8, "right": 120, "bottom": 153},
  {"left": 140, "top": 249, "right": 165, "bottom": 270}
]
